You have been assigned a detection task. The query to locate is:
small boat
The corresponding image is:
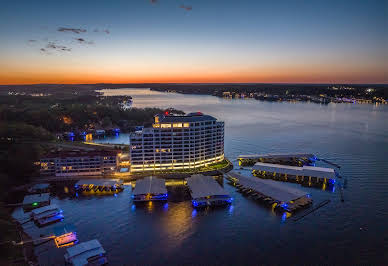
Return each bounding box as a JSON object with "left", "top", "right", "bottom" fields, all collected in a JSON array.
[
  {"left": 54, "top": 224, "right": 78, "bottom": 248},
  {"left": 64, "top": 239, "right": 107, "bottom": 266},
  {"left": 30, "top": 204, "right": 63, "bottom": 226}
]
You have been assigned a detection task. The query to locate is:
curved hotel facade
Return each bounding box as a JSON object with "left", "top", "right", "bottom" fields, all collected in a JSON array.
[{"left": 129, "top": 112, "right": 224, "bottom": 172}]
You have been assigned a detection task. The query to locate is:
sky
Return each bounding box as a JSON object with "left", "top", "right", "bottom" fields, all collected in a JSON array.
[{"left": 0, "top": 0, "right": 387, "bottom": 84}]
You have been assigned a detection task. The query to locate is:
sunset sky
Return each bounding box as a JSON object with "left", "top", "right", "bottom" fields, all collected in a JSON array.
[{"left": 0, "top": 0, "right": 386, "bottom": 84}]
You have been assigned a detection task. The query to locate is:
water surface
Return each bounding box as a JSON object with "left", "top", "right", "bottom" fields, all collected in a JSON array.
[{"left": 16, "top": 88, "right": 388, "bottom": 265}]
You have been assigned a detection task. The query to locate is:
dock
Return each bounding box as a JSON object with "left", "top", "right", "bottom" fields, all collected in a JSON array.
[
  {"left": 238, "top": 153, "right": 316, "bottom": 167},
  {"left": 132, "top": 176, "right": 167, "bottom": 201},
  {"left": 226, "top": 172, "right": 312, "bottom": 213},
  {"left": 252, "top": 162, "right": 336, "bottom": 188},
  {"left": 75, "top": 179, "right": 123, "bottom": 194},
  {"left": 22, "top": 193, "right": 50, "bottom": 211},
  {"left": 186, "top": 174, "right": 232, "bottom": 208}
]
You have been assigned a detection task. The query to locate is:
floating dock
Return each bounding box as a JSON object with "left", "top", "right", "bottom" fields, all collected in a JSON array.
[
  {"left": 238, "top": 153, "right": 316, "bottom": 167},
  {"left": 75, "top": 179, "right": 123, "bottom": 194},
  {"left": 252, "top": 162, "right": 336, "bottom": 188},
  {"left": 22, "top": 193, "right": 50, "bottom": 211},
  {"left": 132, "top": 176, "right": 168, "bottom": 201},
  {"left": 186, "top": 174, "right": 232, "bottom": 208},
  {"left": 226, "top": 172, "right": 312, "bottom": 213}
]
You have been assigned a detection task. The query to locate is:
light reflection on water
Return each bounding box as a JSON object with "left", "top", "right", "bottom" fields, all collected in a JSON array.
[{"left": 14, "top": 88, "right": 388, "bottom": 265}]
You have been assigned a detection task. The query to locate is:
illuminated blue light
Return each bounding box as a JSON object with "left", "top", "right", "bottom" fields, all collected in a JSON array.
[
  {"left": 75, "top": 192, "right": 79, "bottom": 197},
  {"left": 228, "top": 205, "right": 234, "bottom": 214},
  {"left": 191, "top": 209, "right": 197, "bottom": 218},
  {"left": 329, "top": 179, "right": 336, "bottom": 185},
  {"left": 131, "top": 205, "right": 136, "bottom": 211},
  {"left": 306, "top": 194, "right": 311, "bottom": 198},
  {"left": 192, "top": 200, "right": 198, "bottom": 207},
  {"left": 280, "top": 203, "right": 288, "bottom": 209},
  {"left": 332, "top": 186, "right": 336, "bottom": 193},
  {"left": 281, "top": 212, "right": 287, "bottom": 222},
  {"left": 114, "top": 193, "right": 117, "bottom": 197},
  {"left": 163, "top": 203, "right": 168, "bottom": 210}
]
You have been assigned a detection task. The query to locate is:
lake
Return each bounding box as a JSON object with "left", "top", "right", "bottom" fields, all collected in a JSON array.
[{"left": 15, "top": 88, "right": 388, "bottom": 265}]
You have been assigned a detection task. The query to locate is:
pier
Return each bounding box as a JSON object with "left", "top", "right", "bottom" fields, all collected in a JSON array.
[
  {"left": 226, "top": 172, "right": 312, "bottom": 213},
  {"left": 132, "top": 176, "right": 168, "bottom": 201},
  {"left": 186, "top": 174, "right": 232, "bottom": 208}
]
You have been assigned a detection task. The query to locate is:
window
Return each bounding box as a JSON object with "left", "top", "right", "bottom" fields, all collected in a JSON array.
[
  {"left": 173, "top": 123, "right": 183, "bottom": 128},
  {"left": 183, "top": 123, "right": 190, "bottom": 128},
  {"left": 161, "top": 124, "right": 171, "bottom": 128}
]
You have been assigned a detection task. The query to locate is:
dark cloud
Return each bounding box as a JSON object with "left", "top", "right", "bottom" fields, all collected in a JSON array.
[
  {"left": 45, "top": 42, "right": 71, "bottom": 52},
  {"left": 28, "top": 39, "right": 37, "bottom": 43},
  {"left": 57, "top": 27, "right": 87, "bottom": 34},
  {"left": 180, "top": 5, "right": 192, "bottom": 11},
  {"left": 74, "top": 38, "right": 94, "bottom": 45},
  {"left": 150, "top": 0, "right": 158, "bottom": 4},
  {"left": 40, "top": 48, "right": 46, "bottom": 52},
  {"left": 93, "top": 28, "right": 99, "bottom": 32},
  {"left": 103, "top": 29, "right": 110, "bottom": 34}
]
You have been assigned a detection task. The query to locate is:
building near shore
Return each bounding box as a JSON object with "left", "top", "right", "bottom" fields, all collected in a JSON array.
[
  {"left": 129, "top": 112, "right": 224, "bottom": 173},
  {"left": 40, "top": 150, "right": 119, "bottom": 177}
]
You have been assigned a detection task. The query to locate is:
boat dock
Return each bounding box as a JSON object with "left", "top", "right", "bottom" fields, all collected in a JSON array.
[
  {"left": 22, "top": 193, "right": 50, "bottom": 211},
  {"left": 186, "top": 174, "right": 232, "bottom": 208},
  {"left": 252, "top": 162, "right": 336, "bottom": 188},
  {"left": 238, "top": 153, "right": 317, "bottom": 167},
  {"left": 226, "top": 171, "right": 312, "bottom": 213},
  {"left": 75, "top": 179, "right": 123, "bottom": 194},
  {"left": 30, "top": 204, "right": 63, "bottom": 227},
  {"left": 64, "top": 239, "right": 107, "bottom": 266},
  {"left": 132, "top": 176, "right": 168, "bottom": 201}
]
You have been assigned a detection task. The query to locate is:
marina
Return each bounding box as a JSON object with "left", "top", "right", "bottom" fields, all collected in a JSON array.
[
  {"left": 226, "top": 171, "right": 312, "bottom": 213},
  {"left": 186, "top": 174, "right": 232, "bottom": 208},
  {"left": 132, "top": 176, "right": 168, "bottom": 201}
]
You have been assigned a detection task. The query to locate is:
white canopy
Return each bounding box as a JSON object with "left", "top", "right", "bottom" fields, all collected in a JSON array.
[
  {"left": 133, "top": 176, "right": 167, "bottom": 195},
  {"left": 65, "top": 239, "right": 105, "bottom": 266},
  {"left": 229, "top": 172, "right": 307, "bottom": 202},
  {"left": 186, "top": 174, "right": 230, "bottom": 199}
]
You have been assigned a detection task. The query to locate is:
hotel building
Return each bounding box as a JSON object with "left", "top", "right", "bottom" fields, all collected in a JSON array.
[
  {"left": 129, "top": 112, "right": 224, "bottom": 172},
  {"left": 40, "top": 150, "right": 119, "bottom": 177}
]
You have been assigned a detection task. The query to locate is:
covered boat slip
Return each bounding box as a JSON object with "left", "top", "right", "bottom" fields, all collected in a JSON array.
[
  {"left": 64, "top": 239, "right": 107, "bottom": 266},
  {"left": 238, "top": 153, "right": 316, "bottom": 167},
  {"left": 132, "top": 176, "right": 168, "bottom": 201},
  {"left": 186, "top": 174, "right": 232, "bottom": 208},
  {"left": 75, "top": 179, "right": 123, "bottom": 194},
  {"left": 252, "top": 162, "right": 336, "bottom": 184},
  {"left": 22, "top": 193, "right": 50, "bottom": 211},
  {"left": 30, "top": 204, "right": 63, "bottom": 226},
  {"left": 227, "top": 172, "right": 312, "bottom": 213}
]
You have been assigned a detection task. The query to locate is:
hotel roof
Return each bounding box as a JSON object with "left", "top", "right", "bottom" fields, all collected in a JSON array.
[
  {"left": 186, "top": 174, "right": 230, "bottom": 199},
  {"left": 158, "top": 112, "right": 217, "bottom": 123}
]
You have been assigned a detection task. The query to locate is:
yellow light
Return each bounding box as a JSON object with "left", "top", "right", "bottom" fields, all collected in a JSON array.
[
  {"left": 161, "top": 123, "right": 171, "bottom": 128},
  {"left": 173, "top": 123, "right": 183, "bottom": 128},
  {"left": 183, "top": 123, "right": 190, "bottom": 128}
]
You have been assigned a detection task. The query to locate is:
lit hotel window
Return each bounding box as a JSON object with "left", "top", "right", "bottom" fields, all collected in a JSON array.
[
  {"left": 183, "top": 123, "right": 190, "bottom": 128},
  {"left": 161, "top": 124, "right": 171, "bottom": 128},
  {"left": 173, "top": 123, "right": 183, "bottom": 128}
]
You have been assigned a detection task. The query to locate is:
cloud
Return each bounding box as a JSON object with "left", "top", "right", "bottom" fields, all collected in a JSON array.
[
  {"left": 74, "top": 38, "right": 94, "bottom": 45},
  {"left": 103, "top": 29, "right": 110, "bottom": 34},
  {"left": 28, "top": 39, "right": 37, "bottom": 43},
  {"left": 57, "top": 27, "right": 87, "bottom": 34},
  {"left": 45, "top": 42, "right": 72, "bottom": 52},
  {"left": 150, "top": 0, "right": 158, "bottom": 4},
  {"left": 93, "top": 28, "right": 99, "bottom": 32},
  {"left": 179, "top": 5, "right": 192, "bottom": 11}
]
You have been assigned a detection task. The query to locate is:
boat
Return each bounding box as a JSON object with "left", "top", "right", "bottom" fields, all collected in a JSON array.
[
  {"left": 53, "top": 224, "right": 78, "bottom": 248},
  {"left": 64, "top": 239, "right": 107, "bottom": 265},
  {"left": 30, "top": 204, "right": 63, "bottom": 226}
]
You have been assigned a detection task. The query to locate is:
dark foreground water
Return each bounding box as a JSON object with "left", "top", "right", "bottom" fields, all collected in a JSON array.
[{"left": 14, "top": 89, "right": 388, "bottom": 265}]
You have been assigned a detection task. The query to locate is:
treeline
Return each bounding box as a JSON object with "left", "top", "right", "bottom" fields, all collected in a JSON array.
[{"left": 0, "top": 95, "right": 174, "bottom": 134}]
